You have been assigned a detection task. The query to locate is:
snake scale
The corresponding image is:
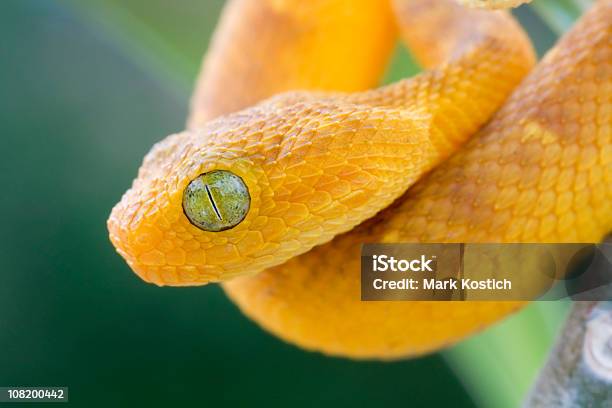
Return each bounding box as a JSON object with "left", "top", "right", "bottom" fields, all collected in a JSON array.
[{"left": 108, "top": 0, "right": 611, "bottom": 358}]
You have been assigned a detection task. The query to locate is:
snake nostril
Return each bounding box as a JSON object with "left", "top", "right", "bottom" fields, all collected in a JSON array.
[{"left": 182, "top": 170, "right": 250, "bottom": 232}]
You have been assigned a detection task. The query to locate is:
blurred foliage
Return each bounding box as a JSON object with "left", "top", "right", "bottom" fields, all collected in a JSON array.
[
  {"left": 0, "top": 0, "right": 591, "bottom": 407},
  {"left": 60, "top": 0, "right": 225, "bottom": 97},
  {"left": 531, "top": 0, "right": 589, "bottom": 34}
]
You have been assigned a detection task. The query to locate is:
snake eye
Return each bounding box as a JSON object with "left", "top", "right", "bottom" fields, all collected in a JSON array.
[{"left": 182, "top": 170, "right": 250, "bottom": 232}]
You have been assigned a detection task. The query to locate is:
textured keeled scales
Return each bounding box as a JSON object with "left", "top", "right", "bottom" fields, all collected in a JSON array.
[
  {"left": 107, "top": 0, "right": 534, "bottom": 286},
  {"left": 108, "top": 0, "right": 610, "bottom": 360},
  {"left": 109, "top": 103, "right": 440, "bottom": 283},
  {"left": 224, "top": 1, "right": 612, "bottom": 358},
  {"left": 189, "top": 0, "right": 397, "bottom": 127}
]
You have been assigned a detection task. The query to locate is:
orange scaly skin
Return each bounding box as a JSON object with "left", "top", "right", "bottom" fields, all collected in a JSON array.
[
  {"left": 189, "top": 0, "right": 397, "bottom": 127},
  {"left": 225, "top": 1, "right": 612, "bottom": 359},
  {"left": 107, "top": 0, "right": 534, "bottom": 286}
]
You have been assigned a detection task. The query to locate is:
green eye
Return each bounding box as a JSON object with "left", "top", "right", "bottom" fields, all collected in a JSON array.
[{"left": 182, "top": 170, "right": 250, "bottom": 232}]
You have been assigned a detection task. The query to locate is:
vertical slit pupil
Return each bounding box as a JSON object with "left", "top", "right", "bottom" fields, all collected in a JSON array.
[
  {"left": 205, "top": 184, "right": 223, "bottom": 221},
  {"left": 183, "top": 170, "right": 250, "bottom": 232}
]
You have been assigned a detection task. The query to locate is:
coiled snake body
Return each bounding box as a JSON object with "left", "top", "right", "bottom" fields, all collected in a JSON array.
[{"left": 109, "top": 0, "right": 611, "bottom": 358}]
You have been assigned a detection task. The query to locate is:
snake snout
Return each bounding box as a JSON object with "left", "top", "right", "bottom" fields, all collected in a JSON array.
[
  {"left": 107, "top": 179, "right": 239, "bottom": 286},
  {"left": 107, "top": 176, "right": 186, "bottom": 285},
  {"left": 107, "top": 122, "right": 284, "bottom": 286}
]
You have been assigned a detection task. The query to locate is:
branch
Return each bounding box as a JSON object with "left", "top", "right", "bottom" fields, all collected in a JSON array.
[{"left": 524, "top": 301, "right": 612, "bottom": 407}]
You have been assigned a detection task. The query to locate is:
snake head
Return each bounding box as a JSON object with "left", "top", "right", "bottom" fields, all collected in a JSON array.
[
  {"left": 108, "top": 98, "right": 432, "bottom": 286},
  {"left": 107, "top": 110, "right": 273, "bottom": 286}
]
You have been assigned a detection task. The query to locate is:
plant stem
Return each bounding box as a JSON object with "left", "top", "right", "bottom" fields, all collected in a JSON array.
[
  {"left": 445, "top": 302, "right": 569, "bottom": 408},
  {"left": 524, "top": 301, "right": 612, "bottom": 407}
]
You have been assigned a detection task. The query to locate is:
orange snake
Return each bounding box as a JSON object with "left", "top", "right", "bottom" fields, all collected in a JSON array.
[{"left": 108, "top": 0, "right": 611, "bottom": 358}]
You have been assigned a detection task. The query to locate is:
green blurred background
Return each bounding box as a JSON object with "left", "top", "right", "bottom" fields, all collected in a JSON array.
[{"left": 0, "top": 0, "right": 588, "bottom": 406}]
